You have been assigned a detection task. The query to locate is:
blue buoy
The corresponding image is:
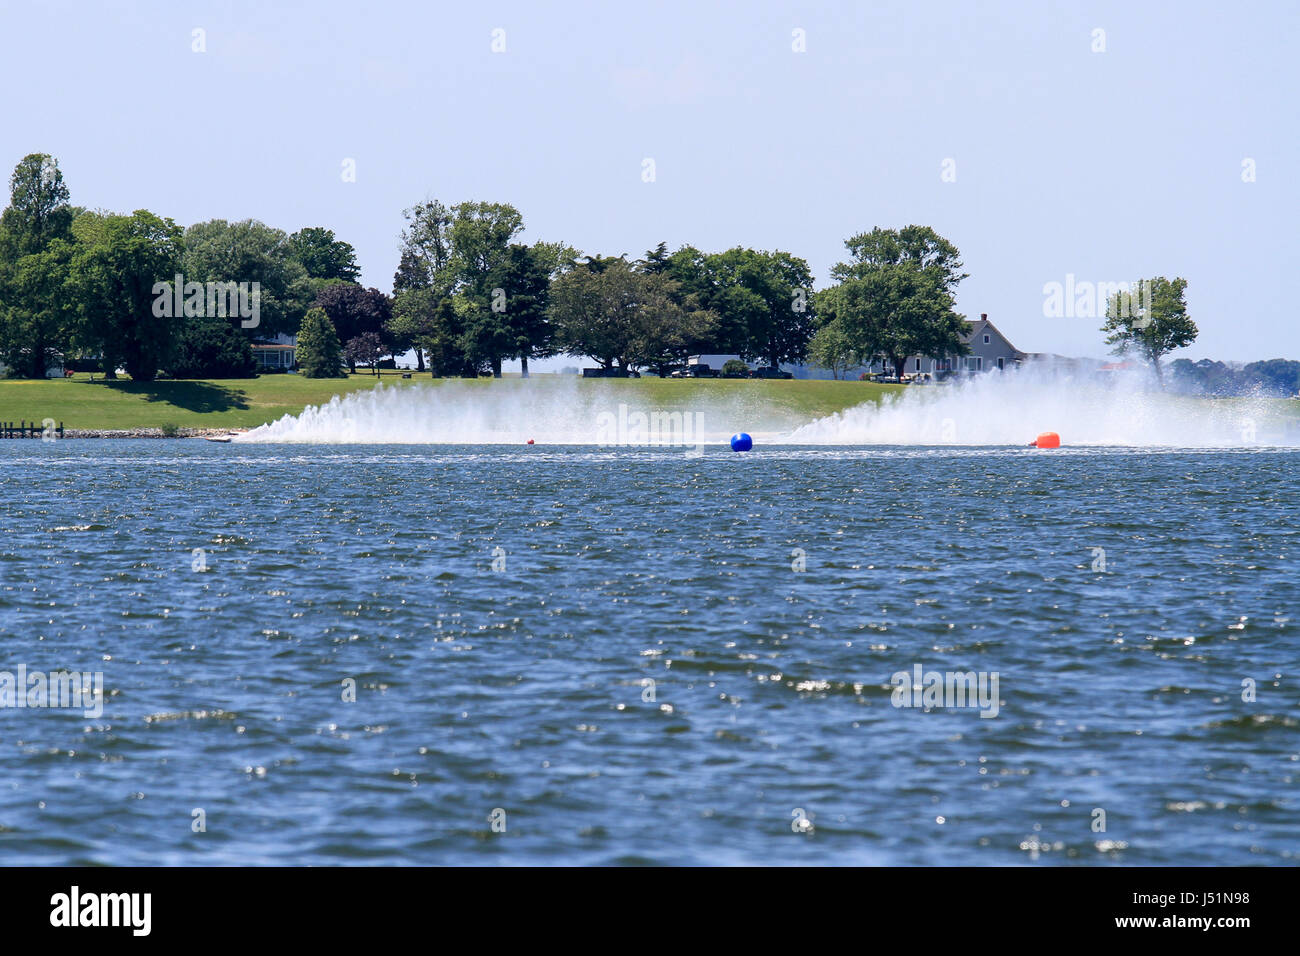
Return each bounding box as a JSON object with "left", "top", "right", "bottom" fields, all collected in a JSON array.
[{"left": 730, "top": 433, "right": 753, "bottom": 452}]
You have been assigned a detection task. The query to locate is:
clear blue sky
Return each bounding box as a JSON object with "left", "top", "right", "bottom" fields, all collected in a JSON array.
[{"left": 2, "top": 0, "right": 1294, "bottom": 363}]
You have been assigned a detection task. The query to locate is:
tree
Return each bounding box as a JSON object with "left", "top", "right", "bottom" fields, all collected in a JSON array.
[
  {"left": 343, "top": 332, "right": 385, "bottom": 376},
  {"left": 392, "top": 248, "right": 428, "bottom": 298},
  {"left": 1244, "top": 359, "right": 1300, "bottom": 396},
  {"left": 1169, "top": 357, "right": 1300, "bottom": 397},
  {"left": 633, "top": 245, "right": 722, "bottom": 365},
  {"left": 313, "top": 283, "right": 391, "bottom": 370},
  {"left": 642, "top": 241, "right": 672, "bottom": 274},
  {"left": 530, "top": 240, "right": 580, "bottom": 280},
  {"left": 484, "top": 243, "right": 552, "bottom": 377},
  {"left": 395, "top": 198, "right": 525, "bottom": 290},
  {"left": 422, "top": 202, "right": 526, "bottom": 377},
  {"left": 0, "top": 154, "right": 77, "bottom": 377},
  {"left": 395, "top": 199, "right": 455, "bottom": 297},
  {"left": 447, "top": 201, "right": 524, "bottom": 283},
  {"left": 822, "top": 226, "right": 969, "bottom": 381},
  {"left": 456, "top": 290, "right": 515, "bottom": 378},
  {"left": 1102, "top": 276, "right": 1195, "bottom": 385},
  {"left": 654, "top": 245, "right": 813, "bottom": 365},
  {"left": 627, "top": 272, "right": 711, "bottom": 376},
  {"left": 548, "top": 258, "right": 700, "bottom": 374},
  {"left": 708, "top": 248, "right": 815, "bottom": 368},
  {"left": 394, "top": 200, "right": 557, "bottom": 376},
  {"left": 425, "top": 296, "right": 477, "bottom": 377},
  {"left": 0, "top": 154, "right": 74, "bottom": 260},
  {"left": 389, "top": 290, "right": 478, "bottom": 378},
  {"left": 832, "top": 224, "right": 968, "bottom": 290},
  {"left": 182, "top": 219, "right": 311, "bottom": 338},
  {"left": 71, "top": 210, "right": 184, "bottom": 381},
  {"left": 389, "top": 286, "right": 438, "bottom": 372},
  {"left": 548, "top": 259, "right": 638, "bottom": 370},
  {"left": 807, "top": 318, "right": 864, "bottom": 380},
  {"left": 0, "top": 239, "right": 76, "bottom": 378},
  {"left": 289, "top": 227, "right": 360, "bottom": 283},
  {"left": 447, "top": 202, "right": 524, "bottom": 377},
  {"left": 165, "top": 314, "right": 256, "bottom": 378},
  {"left": 296, "top": 307, "right": 344, "bottom": 378}
]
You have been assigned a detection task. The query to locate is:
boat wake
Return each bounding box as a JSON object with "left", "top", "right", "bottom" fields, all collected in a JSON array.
[
  {"left": 789, "top": 368, "right": 1300, "bottom": 447},
  {"left": 237, "top": 370, "right": 1300, "bottom": 448}
]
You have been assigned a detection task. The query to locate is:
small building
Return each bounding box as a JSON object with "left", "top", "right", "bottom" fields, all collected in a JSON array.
[{"left": 251, "top": 333, "right": 297, "bottom": 371}]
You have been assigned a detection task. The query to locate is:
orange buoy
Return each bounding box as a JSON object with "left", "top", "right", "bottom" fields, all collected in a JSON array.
[{"left": 1033, "top": 431, "right": 1061, "bottom": 449}]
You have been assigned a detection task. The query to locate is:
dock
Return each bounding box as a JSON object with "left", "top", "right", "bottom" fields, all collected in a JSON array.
[{"left": 0, "top": 420, "right": 64, "bottom": 439}]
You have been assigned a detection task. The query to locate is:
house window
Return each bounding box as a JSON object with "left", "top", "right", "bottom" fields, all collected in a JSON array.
[
  {"left": 983, "top": 334, "right": 990, "bottom": 344},
  {"left": 997, "top": 357, "right": 1004, "bottom": 370},
  {"left": 915, "top": 358, "right": 922, "bottom": 371}
]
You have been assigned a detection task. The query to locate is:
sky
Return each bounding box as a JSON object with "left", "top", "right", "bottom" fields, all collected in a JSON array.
[{"left": 1, "top": 0, "right": 1295, "bottom": 367}]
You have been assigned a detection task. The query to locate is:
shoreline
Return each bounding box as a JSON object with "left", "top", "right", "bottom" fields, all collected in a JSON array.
[
  {"left": 3, "top": 376, "right": 1296, "bottom": 439},
  {"left": 58, "top": 427, "right": 252, "bottom": 439},
  {"left": 0, "top": 375, "right": 903, "bottom": 433}
]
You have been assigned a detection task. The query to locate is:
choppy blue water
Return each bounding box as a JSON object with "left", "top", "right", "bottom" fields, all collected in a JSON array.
[{"left": 0, "top": 441, "right": 1296, "bottom": 865}]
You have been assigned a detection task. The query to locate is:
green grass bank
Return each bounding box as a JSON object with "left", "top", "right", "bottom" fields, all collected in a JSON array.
[{"left": 0, "top": 373, "right": 904, "bottom": 432}]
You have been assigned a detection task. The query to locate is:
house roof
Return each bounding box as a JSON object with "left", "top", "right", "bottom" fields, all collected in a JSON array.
[{"left": 961, "top": 315, "right": 1026, "bottom": 358}]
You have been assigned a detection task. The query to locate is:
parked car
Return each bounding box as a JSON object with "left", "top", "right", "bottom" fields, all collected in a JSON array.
[
  {"left": 751, "top": 366, "right": 793, "bottom": 379},
  {"left": 671, "top": 364, "right": 716, "bottom": 378}
]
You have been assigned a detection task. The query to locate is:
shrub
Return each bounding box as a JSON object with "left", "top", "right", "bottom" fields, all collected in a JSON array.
[{"left": 297, "top": 307, "right": 345, "bottom": 378}]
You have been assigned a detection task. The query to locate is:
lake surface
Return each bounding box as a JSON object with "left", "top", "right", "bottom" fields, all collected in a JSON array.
[{"left": 0, "top": 441, "right": 1296, "bottom": 865}]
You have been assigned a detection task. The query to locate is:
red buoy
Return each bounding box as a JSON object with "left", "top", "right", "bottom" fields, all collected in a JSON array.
[
  {"left": 1033, "top": 431, "right": 1061, "bottom": 449},
  {"left": 526, "top": 439, "right": 535, "bottom": 445}
]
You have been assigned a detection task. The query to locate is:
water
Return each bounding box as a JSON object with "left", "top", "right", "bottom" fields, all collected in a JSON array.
[{"left": 1, "top": 440, "right": 1296, "bottom": 865}]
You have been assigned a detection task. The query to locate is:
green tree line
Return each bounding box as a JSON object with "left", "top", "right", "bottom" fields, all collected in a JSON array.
[{"left": 5, "top": 151, "right": 1198, "bottom": 384}]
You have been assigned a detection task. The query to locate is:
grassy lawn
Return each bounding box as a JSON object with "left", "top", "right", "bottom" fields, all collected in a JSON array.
[{"left": 0, "top": 372, "right": 902, "bottom": 431}]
